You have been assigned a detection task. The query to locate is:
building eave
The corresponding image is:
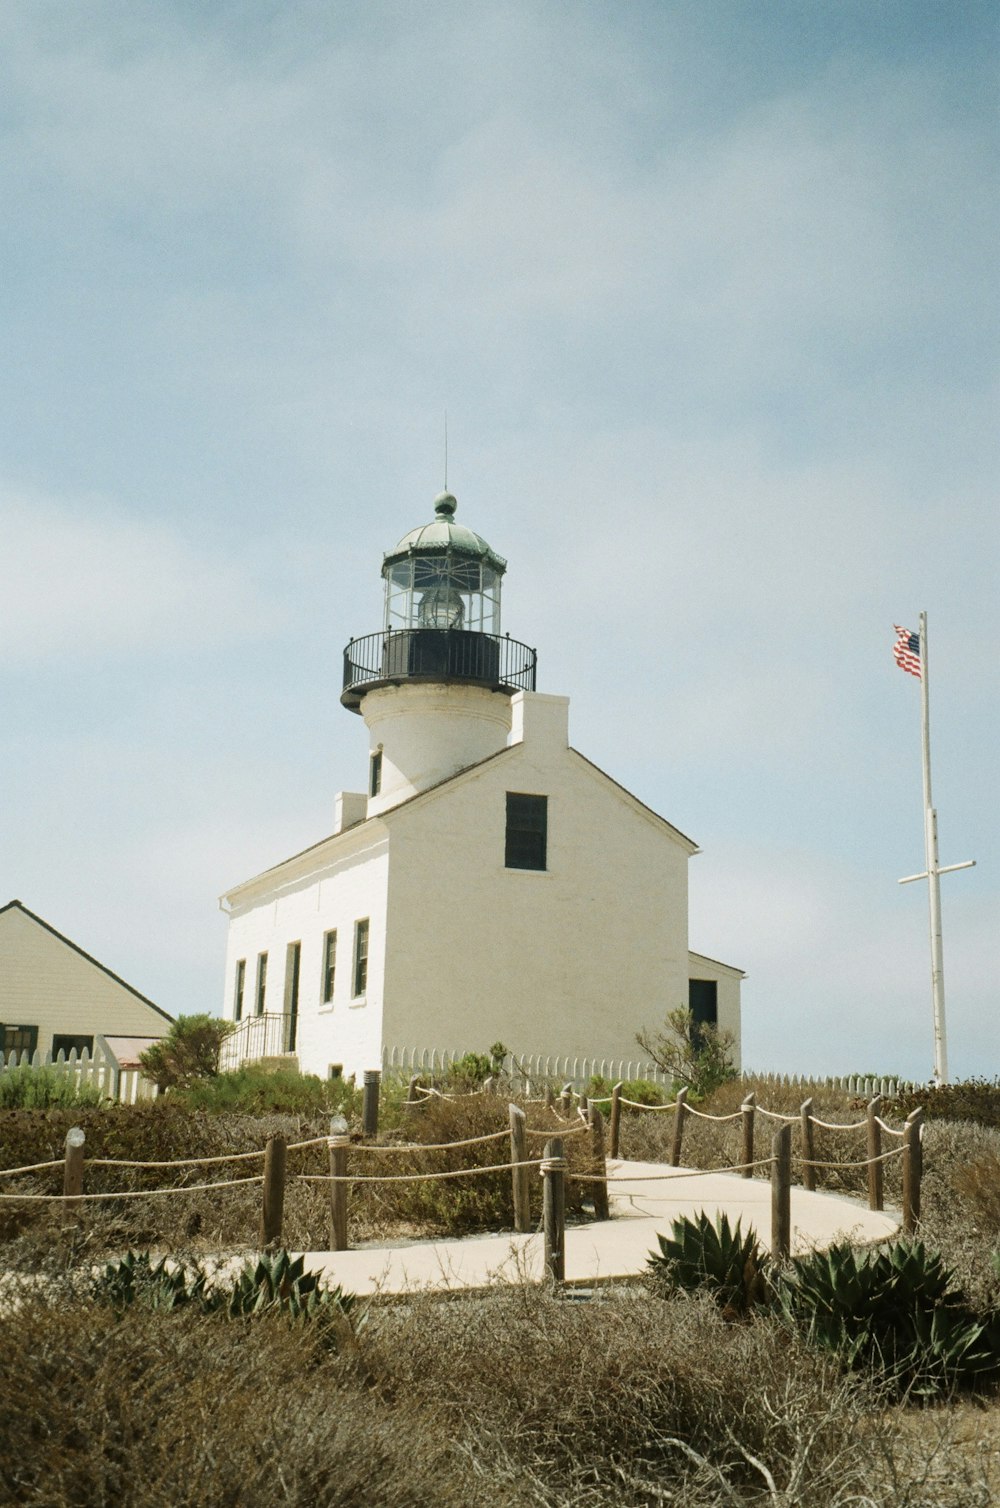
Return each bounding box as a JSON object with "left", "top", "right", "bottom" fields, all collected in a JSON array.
[
  {"left": 567, "top": 750, "right": 699, "bottom": 853},
  {"left": 689, "top": 949, "right": 747, "bottom": 980}
]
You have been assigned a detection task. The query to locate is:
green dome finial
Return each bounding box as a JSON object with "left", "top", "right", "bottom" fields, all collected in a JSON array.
[{"left": 433, "top": 490, "right": 457, "bottom": 519}]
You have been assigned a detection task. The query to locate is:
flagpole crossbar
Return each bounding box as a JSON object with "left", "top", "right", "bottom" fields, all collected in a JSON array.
[{"left": 899, "top": 860, "right": 976, "bottom": 886}]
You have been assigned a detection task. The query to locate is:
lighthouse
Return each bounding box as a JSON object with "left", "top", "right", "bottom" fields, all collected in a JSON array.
[
  {"left": 220, "top": 485, "right": 743, "bottom": 1083},
  {"left": 342, "top": 491, "right": 537, "bottom": 815}
]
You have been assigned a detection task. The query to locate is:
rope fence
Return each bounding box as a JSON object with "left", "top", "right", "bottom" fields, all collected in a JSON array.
[{"left": 0, "top": 1072, "right": 925, "bottom": 1272}]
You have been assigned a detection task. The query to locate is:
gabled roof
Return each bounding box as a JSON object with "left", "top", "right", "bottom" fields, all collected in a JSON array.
[
  {"left": 222, "top": 738, "right": 699, "bottom": 901},
  {"left": 0, "top": 900, "right": 174, "bottom": 1023}
]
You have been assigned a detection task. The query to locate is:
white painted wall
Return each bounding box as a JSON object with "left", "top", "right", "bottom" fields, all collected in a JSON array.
[
  {"left": 379, "top": 692, "right": 695, "bottom": 1066},
  {"left": 362, "top": 682, "right": 512, "bottom": 815},
  {"left": 0, "top": 903, "right": 172, "bottom": 1053},
  {"left": 222, "top": 827, "right": 390, "bottom": 1081},
  {"left": 220, "top": 686, "right": 742, "bottom": 1080}
]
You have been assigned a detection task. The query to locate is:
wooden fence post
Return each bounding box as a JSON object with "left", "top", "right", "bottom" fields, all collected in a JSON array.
[
  {"left": 800, "top": 1098, "right": 816, "bottom": 1192},
  {"left": 544, "top": 1084, "right": 554, "bottom": 1109},
  {"left": 260, "top": 1133, "right": 287, "bottom": 1248},
  {"left": 328, "top": 1133, "right": 349, "bottom": 1251},
  {"left": 542, "top": 1137, "right": 565, "bottom": 1283},
  {"left": 63, "top": 1126, "right": 85, "bottom": 1214},
  {"left": 578, "top": 1091, "right": 588, "bottom": 1116},
  {"left": 509, "top": 1104, "right": 531, "bottom": 1234},
  {"left": 559, "top": 1084, "right": 572, "bottom": 1114},
  {"left": 866, "top": 1095, "right": 884, "bottom": 1212},
  {"left": 588, "top": 1105, "right": 610, "bottom": 1221},
  {"left": 670, "top": 1087, "right": 688, "bottom": 1167},
  {"left": 406, "top": 1075, "right": 421, "bottom": 1113},
  {"left": 902, "top": 1108, "right": 924, "bottom": 1233},
  {"left": 741, "top": 1092, "right": 756, "bottom": 1180},
  {"left": 771, "top": 1123, "right": 792, "bottom": 1262},
  {"left": 362, "top": 1070, "right": 381, "bottom": 1137},
  {"left": 609, "top": 1082, "right": 623, "bottom": 1160}
]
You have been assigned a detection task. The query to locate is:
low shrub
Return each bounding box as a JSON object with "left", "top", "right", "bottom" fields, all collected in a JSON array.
[
  {"left": 890, "top": 1079, "right": 1000, "bottom": 1129},
  {"left": 0, "top": 1063, "right": 105, "bottom": 1109},
  {"left": 169, "top": 1064, "right": 359, "bottom": 1116}
]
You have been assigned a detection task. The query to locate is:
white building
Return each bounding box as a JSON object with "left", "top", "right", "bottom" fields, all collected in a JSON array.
[{"left": 220, "top": 491, "right": 742, "bottom": 1082}]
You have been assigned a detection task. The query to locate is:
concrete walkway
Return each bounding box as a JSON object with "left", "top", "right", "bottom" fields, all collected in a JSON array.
[{"left": 298, "top": 1159, "right": 901, "bottom": 1297}]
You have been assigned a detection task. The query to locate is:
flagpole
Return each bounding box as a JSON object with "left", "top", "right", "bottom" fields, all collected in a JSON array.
[
  {"left": 919, "top": 612, "right": 948, "bottom": 1084},
  {"left": 897, "top": 614, "right": 975, "bottom": 1086}
]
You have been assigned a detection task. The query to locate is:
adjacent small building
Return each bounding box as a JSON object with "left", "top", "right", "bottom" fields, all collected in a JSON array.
[
  {"left": 0, "top": 899, "right": 173, "bottom": 1062},
  {"left": 220, "top": 490, "right": 743, "bottom": 1081}
]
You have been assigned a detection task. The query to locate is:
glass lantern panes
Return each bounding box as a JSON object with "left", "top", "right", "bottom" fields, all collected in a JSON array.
[{"left": 384, "top": 554, "right": 502, "bottom": 635}]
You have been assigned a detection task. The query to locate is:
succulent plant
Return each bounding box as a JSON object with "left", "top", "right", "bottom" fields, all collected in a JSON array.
[
  {"left": 778, "top": 1240, "right": 1000, "bottom": 1394},
  {"left": 648, "top": 1211, "right": 771, "bottom": 1317}
]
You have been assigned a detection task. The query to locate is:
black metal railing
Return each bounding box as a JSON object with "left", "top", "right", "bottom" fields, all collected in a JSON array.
[
  {"left": 341, "top": 628, "right": 537, "bottom": 709},
  {"left": 220, "top": 1012, "right": 295, "bottom": 1070}
]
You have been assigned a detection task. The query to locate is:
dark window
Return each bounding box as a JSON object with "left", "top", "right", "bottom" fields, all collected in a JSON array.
[
  {"left": 52, "top": 1034, "right": 94, "bottom": 1060},
  {"left": 688, "top": 979, "right": 718, "bottom": 1049},
  {"left": 369, "top": 749, "right": 383, "bottom": 797},
  {"left": 322, "top": 930, "right": 337, "bottom": 1004},
  {"left": 233, "top": 959, "right": 246, "bottom": 1022},
  {"left": 255, "top": 952, "right": 268, "bottom": 1015},
  {"left": 1, "top": 1024, "right": 39, "bottom": 1060},
  {"left": 505, "top": 793, "right": 548, "bottom": 870},
  {"left": 284, "top": 942, "right": 301, "bottom": 1052},
  {"left": 353, "top": 919, "right": 370, "bottom": 998},
  {"left": 328, "top": 1063, "right": 344, "bottom": 1080}
]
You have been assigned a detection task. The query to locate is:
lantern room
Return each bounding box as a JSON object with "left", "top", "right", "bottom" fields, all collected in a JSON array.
[
  {"left": 382, "top": 491, "right": 505, "bottom": 634},
  {"left": 341, "top": 491, "right": 537, "bottom": 711}
]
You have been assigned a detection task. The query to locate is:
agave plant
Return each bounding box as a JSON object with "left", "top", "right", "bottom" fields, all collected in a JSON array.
[
  {"left": 778, "top": 1240, "right": 1000, "bottom": 1394},
  {"left": 93, "top": 1250, "right": 205, "bottom": 1313},
  {"left": 219, "top": 1250, "right": 355, "bottom": 1321},
  {"left": 647, "top": 1211, "right": 771, "bottom": 1317},
  {"left": 92, "top": 1248, "right": 354, "bottom": 1330}
]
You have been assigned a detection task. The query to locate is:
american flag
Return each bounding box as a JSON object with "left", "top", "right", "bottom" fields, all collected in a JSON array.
[{"left": 893, "top": 624, "right": 922, "bottom": 678}]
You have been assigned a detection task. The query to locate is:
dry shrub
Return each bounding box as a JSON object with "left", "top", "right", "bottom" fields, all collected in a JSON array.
[
  {"left": 2, "top": 1277, "right": 998, "bottom": 1507},
  {"left": 0, "top": 1093, "right": 602, "bottom": 1262},
  {"left": 0, "top": 1284, "right": 493, "bottom": 1508},
  {"left": 618, "top": 1076, "right": 909, "bottom": 1205},
  {"left": 915, "top": 1120, "right": 1000, "bottom": 1312},
  {"left": 367, "top": 1282, "right": 995, "bottom": 1507}
]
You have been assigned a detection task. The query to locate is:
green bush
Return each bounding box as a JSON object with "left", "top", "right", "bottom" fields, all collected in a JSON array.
[
  {"left": 170, "top": 1064, "right": 358, "bottom": 1116},
  {"left": 0, "top": 1063, "right": 105, "bottom": 1109},
  {"left": 587, "top": 1074, "right": 665, "bottom": 1106},
  {"left": 890, "top": 1079, "right": 1000, "bottom": 1129},
  {"left": 139, "top": 1014, "right": 235, "bottom": 1092}
]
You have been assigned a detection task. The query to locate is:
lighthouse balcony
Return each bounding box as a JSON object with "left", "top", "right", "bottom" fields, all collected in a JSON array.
[{"left": 342, "top": 628, "right": 537, "bottom": 711}]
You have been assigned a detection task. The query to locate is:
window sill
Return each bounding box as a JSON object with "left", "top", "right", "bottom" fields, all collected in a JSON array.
[
  {"left": 318, "top": 1003, "right": 334, "bottom": 1014},
  {"left": 504, "top": 866, "right": 552, "bottom": 876},
  {"left": 350, "top": 997, "right": 367, "bottom": 1008}
]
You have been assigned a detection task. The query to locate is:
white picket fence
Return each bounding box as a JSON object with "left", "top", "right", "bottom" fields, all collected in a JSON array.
[
  {"left": 0, "top": 1040, "right": 157, "bottom": 1104},
  {"left": 382, "top": 1047, "right": 920, "bottom": 1099},
  {"left": 382, "top": 1044, "right": 674, "bottom": 1092},
  {"left": 742, "top": 1070, "right": 919, "bottom": 1098}
]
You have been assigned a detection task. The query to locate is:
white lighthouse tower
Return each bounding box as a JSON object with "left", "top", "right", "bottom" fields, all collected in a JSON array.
[
  {"left": 220, "top": 484, "right": 743, "bottom": 1083},
  {"left": 342, "top": 490, "right": 536, "bottom": 815}
]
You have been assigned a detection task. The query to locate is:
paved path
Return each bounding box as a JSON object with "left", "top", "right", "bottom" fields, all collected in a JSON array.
[{"left": 298, "top": 1159, "right": 900, "bottom": 1297}]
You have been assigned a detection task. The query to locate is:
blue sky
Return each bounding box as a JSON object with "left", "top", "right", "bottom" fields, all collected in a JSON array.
[{"left": 2, "top": 2, "right": 996, "bottom": 1080}]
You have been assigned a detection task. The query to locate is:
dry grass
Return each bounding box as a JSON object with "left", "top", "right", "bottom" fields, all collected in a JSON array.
[{"left": 2, "top": 1277, "right": 996, "bottom": 1507}]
